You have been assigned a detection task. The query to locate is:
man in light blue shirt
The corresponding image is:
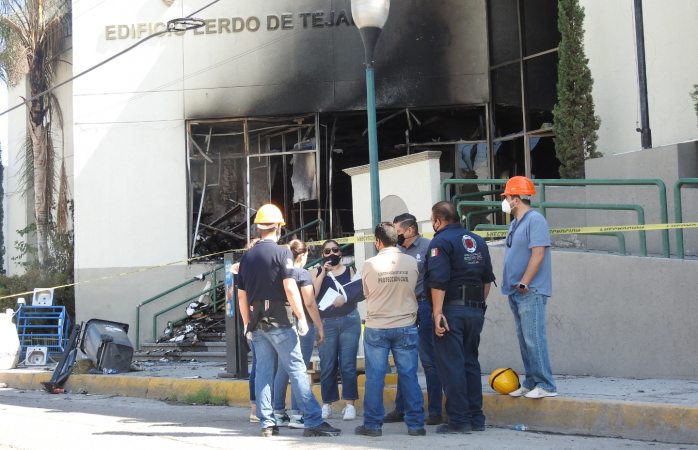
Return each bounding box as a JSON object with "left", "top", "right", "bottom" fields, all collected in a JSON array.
[{"left": 501, "top": 176, "right": 557, "bottom": 399}]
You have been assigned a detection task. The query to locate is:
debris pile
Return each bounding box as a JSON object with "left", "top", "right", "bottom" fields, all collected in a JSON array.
[{"left": 157, "top": 301, "right": 225, "bottom": 344}]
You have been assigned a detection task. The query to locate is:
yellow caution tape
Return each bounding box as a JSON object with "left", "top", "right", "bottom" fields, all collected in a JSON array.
[
  {"left": 2, "top": 222, "right": 695, "bottom": 300},
  {"left": 307, "top": 222, "right": 698, "bottom": 244},
  {"left": 474, "top": 221, "right": 698, "bottom": 239}
]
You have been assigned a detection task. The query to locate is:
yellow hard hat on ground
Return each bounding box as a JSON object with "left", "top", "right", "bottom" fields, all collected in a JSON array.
[
  {"left": 254, "top": 204, "right": 286, "bottom": 227},
  {"left": 489, "top": 367, "right": 520, "bottom": 394}
]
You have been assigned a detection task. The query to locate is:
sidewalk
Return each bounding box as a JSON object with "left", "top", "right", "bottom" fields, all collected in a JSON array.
[{"left": 1, "top": 360, "right": 697, "bottom": 445}]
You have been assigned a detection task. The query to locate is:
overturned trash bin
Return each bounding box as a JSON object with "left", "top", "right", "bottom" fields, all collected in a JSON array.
[{"left": 80, "top": 319, "right": 134, "bottom": 373}]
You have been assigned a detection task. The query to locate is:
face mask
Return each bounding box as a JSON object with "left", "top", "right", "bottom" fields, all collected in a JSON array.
[
  {"left": 501, "top": 199, "right": 512, "bottom": 214},
  {"left": 323, "top": 254, "right": 340, "bottom": 266},
  {"left": 397, "top": 234, "right": 406, "bottom": 246}
]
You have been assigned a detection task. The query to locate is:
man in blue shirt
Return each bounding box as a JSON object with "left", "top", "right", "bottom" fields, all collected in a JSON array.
[
  {"left": 426, "top": 201, "right": 495, "bottom": 434},
  {"left": 384, "top": 213, "right": 444, "bottom": 425},
  {"left": 501, "top": 176, "right": 557, "bottom": 399}
]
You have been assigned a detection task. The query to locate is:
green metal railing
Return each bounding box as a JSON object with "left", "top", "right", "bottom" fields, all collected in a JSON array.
[
  {"left": 473, "top": 224, "right": 627, "bottom": 255},
  {"left": 443, "top": 178, "right": 669, "bottom": 257},
  {"left": 674, "top": 178, "right": 698, "bottom": 259},
  {"left": 281, "top": 218, "right": 325, "bottom": 243},
  {"left": 457, "top": 200, "right": 646, "bottom": 255},
  {"left": 135, "top": 219, "right": 328, "bottom": 348},
  {"left": 135, "top": 265, "right": 224, "bottom": 347}
]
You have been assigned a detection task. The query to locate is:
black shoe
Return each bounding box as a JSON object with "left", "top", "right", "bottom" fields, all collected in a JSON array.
[
  {"left": 408, "top": 427, "right": 427, "bottom": 436},
  {"left": 261, "top": 426, "right": 280, "bottom": 437},
  {"left": 471, "top": 424, "right": 486, "bottom": 432},
  {"left": 383, "top": 409, "right": 405, "bottom": 423},
  {"left": 355, "top": 425, "right": 382, "bottom": 437},
  {"left": 435, "top": 424, "right": 471, "bottom": 434},
  {"left": 425, "top": 415, "right": 443, "bottom": 425},
  {"left": 304, "top": 421, "right": 341, "bottom": 437}
]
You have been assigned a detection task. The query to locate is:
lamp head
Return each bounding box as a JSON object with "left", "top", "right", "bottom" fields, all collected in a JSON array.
[
  {"left": 351, "top": 0, "right": 391, "bottom": 66},
  {"left": 351, "top": 0, "right": 390, "bottom": 29}
]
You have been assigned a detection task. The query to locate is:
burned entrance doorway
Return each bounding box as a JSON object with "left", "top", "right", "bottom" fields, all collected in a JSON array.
[{"left": 187, "top": 114, "right": 321, "bottom": 259}]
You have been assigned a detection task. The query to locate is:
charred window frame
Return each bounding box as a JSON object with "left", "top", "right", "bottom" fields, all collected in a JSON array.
[
  {"left": 186, "top": 114, "right": 321, "bottom": 260},
  {"left": 487, "top": 0, "right": 560, "bottom": 179}
]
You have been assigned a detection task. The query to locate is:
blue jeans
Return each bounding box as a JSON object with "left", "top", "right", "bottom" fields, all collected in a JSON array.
[
  {"left": 318, "top": 309, "right": 361, "bottom": 403},
  {"left": 363, "top": 325, "right": 424, "bottom": 431},
  {"left": 434, "top": 305, "right": 485, "bottom": 429},
  {"left": 251, "top": 326, "right": 323, "bottom": 429},
  {"left": 272, "top": 323, "right": 316, "bottom": 411},
  {"left": 394, "top": 300, "right": 443, "bottom": 416},
  {"left": 508, "top": 290, "right": 556, "bottom": 392}
]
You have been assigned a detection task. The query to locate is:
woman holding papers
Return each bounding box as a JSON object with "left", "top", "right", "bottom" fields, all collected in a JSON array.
[{"left": 311, "top": 239, "right": 361, "bottom": 421}]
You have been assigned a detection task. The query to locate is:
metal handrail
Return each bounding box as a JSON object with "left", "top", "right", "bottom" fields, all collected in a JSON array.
[
  {"left": 457, "top": 200, "right": 647, "bottom": 255},
  {"left": 443, "top": 178, "right": 669, "bottom": 257},
  {"left": 473, "top": 224, "right": 627, "bottom": 255},
  {"left": 452, "top": 188, "right": 504, "bottom": 204},
  {"left": 674, "top": 178, "right": 698, "bottom": 259},
  {"left": 135, "top": 266, "right": 222, "bottom": 347},
  {"left": 151, "top": 272, "right": 224, "bottom": 343},
  {"left": 281, "top": 218, "right": 325, "bottom": 243}
]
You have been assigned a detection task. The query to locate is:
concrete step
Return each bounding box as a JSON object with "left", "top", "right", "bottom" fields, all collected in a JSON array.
[
  {"left": 134, "top": 341, "right": 227, "bottom": 362},
  {"left": 133, "top": 350, "right": 226, "bottom": 362}
]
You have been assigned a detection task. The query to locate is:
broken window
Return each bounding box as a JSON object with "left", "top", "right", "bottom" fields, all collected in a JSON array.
[{"left": 187, "top": 114, "right": 321, "bottom": 260}]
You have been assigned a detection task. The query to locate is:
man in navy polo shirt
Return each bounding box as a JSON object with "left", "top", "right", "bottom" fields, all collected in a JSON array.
[
  {"left": 238, "top": 204, "right": 341, "bottom": 438},
  {"left": 426, "top": 201, "right": 495, "bottom": 434}
]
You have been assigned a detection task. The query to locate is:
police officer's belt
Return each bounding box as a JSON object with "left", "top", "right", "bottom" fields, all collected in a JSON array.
[
  {"left": 444, "top": 284, "right": 485, "bottom": 309},
  {"left": 444, "top": 299, "right": 487, "bottom": 311}
]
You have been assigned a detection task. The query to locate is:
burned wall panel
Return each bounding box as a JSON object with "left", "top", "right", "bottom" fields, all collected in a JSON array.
[{"left": 183, "top": 0, "right": 489, "bottom": 118}]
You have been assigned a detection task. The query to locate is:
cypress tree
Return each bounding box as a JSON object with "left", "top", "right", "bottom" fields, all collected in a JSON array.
[{"left": 553, "top": 0, "right": 601, "bottom": 179}]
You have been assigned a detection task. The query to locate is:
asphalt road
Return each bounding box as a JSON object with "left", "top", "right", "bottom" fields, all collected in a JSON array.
[{"left": 0, "top": 388, "right": 695, "bottom": 450}]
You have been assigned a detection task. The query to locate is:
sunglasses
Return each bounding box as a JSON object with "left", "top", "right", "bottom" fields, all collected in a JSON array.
[{"left": 323, "top": 247, "right": 340, "bottom": 255}]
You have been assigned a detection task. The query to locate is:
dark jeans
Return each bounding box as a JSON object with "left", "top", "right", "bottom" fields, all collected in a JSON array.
[
  {"left": 249, "top": 340, "right": 256, "bottom": 401},
  {"left": 318, "top": 309, "right": 361, "bottom": 403},
  {"left": 394, "top": 299, "right": 443, "bottom": 416},
  {"left": 434, "top": 304, "right": 485, "bottom": 429}
]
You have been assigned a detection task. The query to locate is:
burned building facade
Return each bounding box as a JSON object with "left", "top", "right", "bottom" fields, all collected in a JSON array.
[{"left": 29, "top": 0, "right": 562, "bottom": 342}]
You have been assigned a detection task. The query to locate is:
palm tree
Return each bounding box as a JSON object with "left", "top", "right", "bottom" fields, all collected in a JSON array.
[{"left": 0, "top": 0, "right": 71, "bottom": 267}]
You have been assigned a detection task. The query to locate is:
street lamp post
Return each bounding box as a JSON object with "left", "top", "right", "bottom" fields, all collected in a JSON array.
[{"left": 351, "top": 0, "right": 390, "bottom": 230}]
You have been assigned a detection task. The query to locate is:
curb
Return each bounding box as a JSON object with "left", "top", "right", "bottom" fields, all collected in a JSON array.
[{"left": 2, "top": 370, "right": 697, "bottom": 445}]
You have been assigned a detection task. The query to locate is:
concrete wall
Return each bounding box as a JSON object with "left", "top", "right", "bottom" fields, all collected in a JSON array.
[
  {"left": 75, "top": 262, "right": 217, "bottom": 346},
  {"left": 582, "top": 0, "right": 698, "bottom": 155},
  {"left": 481, "top": 248, "right": 698, "bottom": 379},
  {"left": 585, "top": 141, "right": 698, "bottom": 256},
  {"left": 344, "top": 151, "right": 443, "bottom": 265}
]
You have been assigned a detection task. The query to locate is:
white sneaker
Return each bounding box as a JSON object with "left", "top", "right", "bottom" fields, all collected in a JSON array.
[
  {"left": 342, "top": 404, "right": 356, "bottom": 420},
  {"left": 288, "top": 410, "right": 305, "bottom": 429},
  {"left": 321, "top": 404, "right": 333, "bottom": 419},
  {"left": 273, "top": 410, "right": 291, "bottom": 426},
  {"left": 508, "top": 386, "right": 531, "bottom": 397},
  {"left": 524, "top": 387, "right": 558, "bottom": 399}
]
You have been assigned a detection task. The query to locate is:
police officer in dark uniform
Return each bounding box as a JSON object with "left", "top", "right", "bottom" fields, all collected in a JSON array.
[
  {"left": 238, "top": 204, "right": 341, "bottom": 438},
  {"left": 425, "top": 201, "right": 496, "bottom": 434}
]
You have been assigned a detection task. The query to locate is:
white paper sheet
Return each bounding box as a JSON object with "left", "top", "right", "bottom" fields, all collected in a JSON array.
[{"left": 318, "top": 287, "right": 341, "bottom": 311}]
